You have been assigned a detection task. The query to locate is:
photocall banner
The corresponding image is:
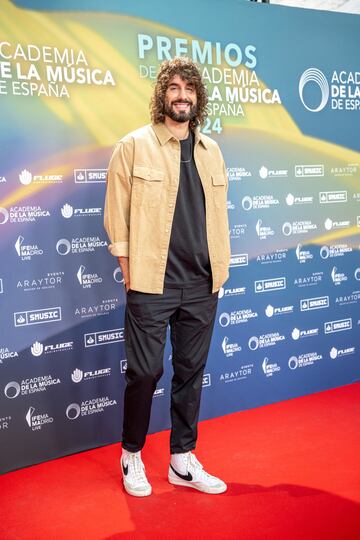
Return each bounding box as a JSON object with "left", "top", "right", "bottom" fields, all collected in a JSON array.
[{"left": 0, "top": 0, "right": 359, "bottom": 473}]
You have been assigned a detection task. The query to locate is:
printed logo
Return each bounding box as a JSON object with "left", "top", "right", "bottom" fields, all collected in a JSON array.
[
  {"left": 265, "top": 303, "right": 293, "bottom": 317},
  {"left": 227, "top": 167, "right": 252, "bottom": 181},
  {"left": 74, "top": 169, "right": 107, "bottom": 183},
  {"left": 331, "top": 266, "right": 348, "bottom": 286},
  {"left": 288, "top": 352, "right": 322, "bottom": 370},
  {"left": 285, "top": 193, "right": 314, "bottom": 206},
  {"left": 262, "top": 357, "right": 281, "bottom": 377},
  {"left": 75, "top": 298, "right": 119, "bottom": 319},
  {"left": 0, "top": 207, "right": 9, "bottom": 224},
  {"left": 336, "top": 290, "right": 360, "bottom": 306},
  {"left": 255, "top": 219, "right": 274, "bottom": 240},
  {"left": 153, "top": 388, "right": 165, "bottom": 397},
  {"left": 120, "top": 359, "right": 127, "bottom": 373},
  {"left": 295, "top": 244, "right": 313, "bottom": 263},
  {"left": 282, "top": 221, "right": 317, "bottom": 236},
  {"left": 300, "top": 296, "right": 329, "bottom": 311},
  {"left": 71, "top": 367, "right": 111, "bottom": 383},
  {"left": 355, "top": 268, "right": 360, "bottom": 281},
  {"left": 255, "top": 277, "right": 286, "bottom": 293},
  {"left": 15, "top": 235, "right": 43, "bottom": 260},
  {"left": 324, "top": 318, "right": 352, "bottom": 334},
  {"left": 319, "top": 191, "right": 347, "bottom": 204},
  {"left": 221, "top": 336, "right": 242, "bottom": 357},
  {"left": 241, "top": 195, "right": 279, "bottom": 210},
  {"left": 26, "top": 406, "right": 54, "bottom": 431},
  {"left": 14, "top": 307, "right": 61, "bottom": 327},
  {"left": 218, "top": 285, "right": 246, "bottom": 298},
  {"left": 329, "top": 346, "right": 356, "bottom": 359},
  {"left": 320, "top": 244, "right": 352, "bottom": 259},
  {"left": 17, "top": 272, "right": 64, "bottom": 292},
  {"left": 4, "top": 206, "right": 50, "bottom": 224},
  {"left": 248, "top": 333, "right": 285, "bottom": 351},
  {"left": 19, "top": 169, "right": 62, "bottom": 185},
  {"left": 30, "top": 340, "right": 73, "bottom": 356},
  {"left": 257, "top": 249, "right": 288, "bottom": 265},
  {"left": 0, "top": 415, "right": 11, "bottom": 430},
  {"left": 0, "top": 278, "right": 3, "bottom": 294},
  {"left": 291, "top": 327, "right": 319, "bottom": 340},
  {"left": 202, "top": 374, "right": 211, "bottom": 387},
  {"left": 77, "top": 265, "right": 102, "bottom": 288},
  {"left": 332, "top": 164, "right": 358, "bottom": 177},
  {"left": 230, "top": 223, "right": 247, "bottom": 238},
  {"left": 324, "top": 218, "right": 350, "bottom": 231},
  {"left": 66, "top": 396, "right": 117, "bottom": 419},
  {"left": 4, "top": 375, "right": 60, "bottom": 398},
  {"left": 294, "top": 272, "right": 323, "bottom": 288},
  {"left": 0, "top": 347, "right": 19, "bottom": 363},
  {"left": 259, "top": 166, "right": 288, "bottom": 179},
  {"left": 220, "top": 364, "right": 253, "bottom": 383},
  {"left": 84, "top": 328, "right": 125, "bottom": 347},
  {"left": 294, "top": 164, "right": 324, "bottom": 177},
  {"left": 61, "top": 203, "right": 102, "bottom": 219},
  {"left": 298, "top": 68, "right": 329, "bottom": 112},
  {"left": 113, "top": 267, "right": 124, "bottom": 284},
  {"left": 219, "top": 309, "right": 258, "bottom": 327},
  {"left": 230, "top": 253, "right": 248, "bottom": 267},
  {"left": 56, "top": 237, "right": 107, "bottom": 255}
]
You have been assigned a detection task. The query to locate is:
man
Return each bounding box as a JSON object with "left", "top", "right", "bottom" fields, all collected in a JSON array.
[{"left": 104, "top": 57, "right": 230, "bottom": 497}]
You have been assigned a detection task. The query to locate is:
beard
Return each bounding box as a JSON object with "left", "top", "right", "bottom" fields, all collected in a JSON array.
[{"left": 164, "top": 100, "right": 197, "bottom": 123}]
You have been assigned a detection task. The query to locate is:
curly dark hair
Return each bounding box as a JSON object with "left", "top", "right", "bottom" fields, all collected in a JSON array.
[{"left": 150, "top": 57, "right": 208, "bottom": 130}]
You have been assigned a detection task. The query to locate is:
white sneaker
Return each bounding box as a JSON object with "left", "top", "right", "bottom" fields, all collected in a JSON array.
[
  {"left": 168, "top": 452, "right": 227, "bottom": 494},
  {"left": 121, "top": 449, "right": 152, "bottom": 497}
]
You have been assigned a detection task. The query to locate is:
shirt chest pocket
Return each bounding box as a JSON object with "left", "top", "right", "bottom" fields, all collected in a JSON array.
[
  {"left": 132, "top": 166, "right": 165, "bottom": 208},
  {"left": 211, "top": 173, "right": 226, "bottom": 208}
]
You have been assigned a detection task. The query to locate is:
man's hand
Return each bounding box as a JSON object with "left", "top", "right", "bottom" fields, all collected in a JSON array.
[{"left": 118, "top": 257, "right": 130, "bottom": 291}]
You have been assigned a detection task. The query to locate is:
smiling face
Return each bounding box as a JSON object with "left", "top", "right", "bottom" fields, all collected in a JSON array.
[{"left": 164, "top": 74, "right": 198, "bottom": 124}]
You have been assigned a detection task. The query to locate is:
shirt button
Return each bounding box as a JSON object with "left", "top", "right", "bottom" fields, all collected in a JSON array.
[
  {"left": 165, "top": 228, "right": 169, "bottom": 233},
  {"left": 161, "top": 255, "right": 165, "bottom": 259}
]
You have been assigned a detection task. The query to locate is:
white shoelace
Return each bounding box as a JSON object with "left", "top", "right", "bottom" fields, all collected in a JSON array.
[
  {"left": 126, "top": 453, "right": 147, "bottom": 483},
  {"left": 187, "top": 453, "right": 212, "bottom": 480}
]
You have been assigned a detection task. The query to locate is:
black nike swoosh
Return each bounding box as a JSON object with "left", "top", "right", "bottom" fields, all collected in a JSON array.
[
  {"left": 170, "top": 463, "right": 193, "bottom": 481},
  {"left": 122, "top": 460, "right": 128, "bottom": 476}
]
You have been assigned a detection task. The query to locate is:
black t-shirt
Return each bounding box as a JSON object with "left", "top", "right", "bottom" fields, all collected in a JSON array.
[{"left": 164, "top": 131, "right": 211, "bottom": 288}]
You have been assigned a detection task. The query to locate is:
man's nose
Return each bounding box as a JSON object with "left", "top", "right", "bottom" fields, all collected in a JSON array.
[{"left": 178, "top": 87, "right": 187, "bottom": 100}]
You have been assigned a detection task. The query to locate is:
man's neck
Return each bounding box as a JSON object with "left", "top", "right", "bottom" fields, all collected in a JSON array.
[{"left": 164, "top": 116, "right": 190, "bottom": 140}]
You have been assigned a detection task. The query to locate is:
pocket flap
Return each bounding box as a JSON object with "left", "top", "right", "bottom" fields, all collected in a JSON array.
[
  {"left": 212, "top": 173, "right": 226, "bottom": 186},
  {"left": 133, "top": 166, "right": 165, "bottom": 181}
]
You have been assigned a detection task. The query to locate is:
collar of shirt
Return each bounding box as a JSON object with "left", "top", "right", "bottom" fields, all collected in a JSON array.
[{"left": 151, "top": 122, "right": 208, "bottom": 150}]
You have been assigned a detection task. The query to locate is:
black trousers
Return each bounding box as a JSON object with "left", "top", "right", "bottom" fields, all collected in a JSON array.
[{"left": 122, "top": 281, "right": 218, "bottom": 454}]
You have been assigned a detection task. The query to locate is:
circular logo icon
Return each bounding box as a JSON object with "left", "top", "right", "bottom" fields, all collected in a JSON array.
[
  {"left": 282, "top": 222, "right": 292, "bottom": 236},
  {"left": 330, "top": 347, "right": 338, "bottom": 359},
  {"left": 113, "top": 267, "right": 124, "bottom": 284},
  {"left": 288, "top": 356, "right": 298, "bottom": 370},
  {"left": 4, "top": 381, "right": 21, "bottom": 399},
  {"left": 320, "top": 245, "right": 329, "bottom": 259},
  {"left": 219, "top": 312, "right": 230, "bottom": 328},
  {"left": 355, "top": 267, "right": 360, "bottom": 281},
  {"left": 248, "top": 336, "right": 259, "bottom": 351},
  {"left": 66, "top": 403, "right": 81, "bottom": 420},
  {"left": 265, "top": 305, "right": 274, "bottom": 318},
  {"left": 241, "top": 196, "right": 253, "bottom": 211},
  {"left": 299, "top": 68, "right": 329, "bottom": 112},
  {"left": 0, "top": 207, "right": 9, "bottom": 224},
  {"left": 56, "top": 238, "right": 71, "bottom": 255}
]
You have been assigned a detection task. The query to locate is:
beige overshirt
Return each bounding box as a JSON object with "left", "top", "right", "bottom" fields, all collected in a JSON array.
[{"left": 104, "top": 122, "right": 230, "bottom": 294}]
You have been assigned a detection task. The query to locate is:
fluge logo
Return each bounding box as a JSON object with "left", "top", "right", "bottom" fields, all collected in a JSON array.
[
  {"left": 299, "top": 68, "right": 329, "bottom": 112},
  {"left": 19, "top": 169, "right": 32, "bottom": 185}
]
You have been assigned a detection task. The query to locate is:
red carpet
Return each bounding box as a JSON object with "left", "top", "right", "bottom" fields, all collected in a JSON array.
[{"left": 1, "top": 383, "right": 360, "bottom": 540}]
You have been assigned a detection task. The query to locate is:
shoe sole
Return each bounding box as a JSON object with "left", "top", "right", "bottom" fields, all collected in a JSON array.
[
  {"left": 168, "top": 475, "right": 227, "bottom": 494},
  {"left": 123, "top": 480, "right": 152, "bottom": 497}
]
